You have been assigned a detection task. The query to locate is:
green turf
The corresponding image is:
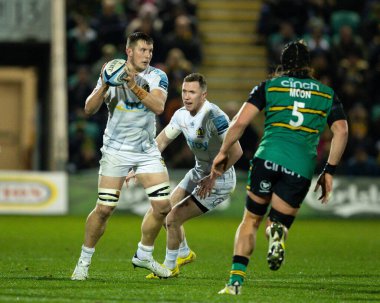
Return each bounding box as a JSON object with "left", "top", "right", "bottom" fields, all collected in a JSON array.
[{"left": 0, "top": 216, "right": 379, "bottom": 302}]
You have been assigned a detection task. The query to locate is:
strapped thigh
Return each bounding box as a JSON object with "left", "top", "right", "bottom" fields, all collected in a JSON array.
[
  {"left": 268, "top": 208, "right": 295, "bottom": 229},
  {"left": 245, "top": 195, "right": 269, "bottom": 216},
  {"left": 145, "top": 182, "right": 171, "bottom": 201},
  {"left": 97, "top": 188, "right": 120, "bottom": 206}
]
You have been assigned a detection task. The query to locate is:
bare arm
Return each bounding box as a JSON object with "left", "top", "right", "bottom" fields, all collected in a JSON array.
[
  {"left": 326, "top": 119, "right": 349, "bottom": 165},
  {"left": 84, "top": 83, "right": 109, "bottom": 116},
  {"left": 155, "top": 129, "right": 175, "bottom": 153},
  {"left": 314, "top": 119, "right": 348, "bottom": 203},
  {"left": 224, "top": 141, "right": 243, "bottom": 171},
  {"left": 196, "top": 106, "right": 249, "bottom": 199},
  {"left": 197, "top": 140, "right": 243, "bottom": 199},
  {"left": 138, "top": 89, "right": 167, "bottom": 115},
  {"left": 84, "top": 63, "right": 109, "bottom": 116},
  {"left": 124, "top": 63, "right": 167, "bottom": 115},
  {"left": 212, "top": 102, "right": 260, "bottom": 176}
]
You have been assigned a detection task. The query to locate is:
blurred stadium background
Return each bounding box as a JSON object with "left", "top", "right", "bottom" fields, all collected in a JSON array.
[
  {"left": 1, "top": 0, "right": 379, "bottom": 217},
  {"left": 0, "top": 0, "right": 379, "bottom": 302}
]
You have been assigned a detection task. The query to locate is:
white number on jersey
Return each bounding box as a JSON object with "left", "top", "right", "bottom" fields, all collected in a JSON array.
[{"left": 289, "top": 101, "right": 305, "bottom": 127}]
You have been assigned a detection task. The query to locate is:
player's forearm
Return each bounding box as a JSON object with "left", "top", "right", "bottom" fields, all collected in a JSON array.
[
  {"left": 220, "top": 120, "right": 246, "bottom": 154},
  {"left": 129, "top": 84, "right": 165, "bottom": 115},
  {"left": 327, "top": 120, "right": 348, "bottom": 165},
  {"left": 155, "top": 131, "right": 170, "bottom": 153},
  {"left": 156, "top": 140, "right": 165, "bottom": 153},
  {"left": 141, "top": 94, "right": 165, "bottom": 114},
  {"left": 220, "top": 102, "right": 258, "bottom": 154},
  {"left": 224, "top": 141, "right": 243, "bottom": 171},
  {"left": 84, "top": 84, "right": 108, "bottom": 116}
]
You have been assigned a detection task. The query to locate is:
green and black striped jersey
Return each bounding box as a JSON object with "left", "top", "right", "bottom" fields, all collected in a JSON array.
[{"left": 247, "top": 75, "right": 346, "bottom": 179}]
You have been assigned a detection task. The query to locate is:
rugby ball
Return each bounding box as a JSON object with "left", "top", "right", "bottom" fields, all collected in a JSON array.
[{"left": 102, "top": 59, "right": 127, "bottom": 86}]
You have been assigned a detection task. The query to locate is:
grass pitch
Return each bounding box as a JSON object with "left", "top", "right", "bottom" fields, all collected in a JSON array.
[{"left": 0, "top": 216, "right": 379, "bottom": 303}]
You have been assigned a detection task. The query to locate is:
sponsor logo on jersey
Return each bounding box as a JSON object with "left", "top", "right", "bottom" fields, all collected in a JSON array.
[
  {"left": 212, "top": 115, "right": 229, "bottom": 135},
  {"left": 281, "top": 78, "right": 320, "bottom": 91},
  {"left": 123, "top": 101, "right": 148, "bottom": 111},
  {"left": 196, "top": 127, "right": 205, "bottom": 138},
  {"left": 186, "top": 138, "right": 208, "bottom": 151}
]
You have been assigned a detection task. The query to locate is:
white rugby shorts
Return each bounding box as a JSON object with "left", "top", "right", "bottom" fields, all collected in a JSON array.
[
  {"left": 178, "top": 167, "right": 236, "bottom": 211},
  {"left": 98, "top": 147, "right": 167, "bottom": 177}
]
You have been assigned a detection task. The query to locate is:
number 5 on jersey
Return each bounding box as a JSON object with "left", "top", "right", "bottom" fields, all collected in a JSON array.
[{"left": 290, "top": 101, "right": 305, "bottom": 127}]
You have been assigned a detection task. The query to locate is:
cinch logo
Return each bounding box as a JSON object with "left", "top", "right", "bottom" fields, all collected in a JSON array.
[
  {"left": 281, "top": 78, "right": 320, "bottom": 90},
  {"left": 264, "top": 160, "right": 301, "bottom": 177},
  {"left": 186, "top": 138, "right": 208, "bottom": 151},
  {"left": 0, "top": 180, "right": 54, "bottom": 206}
]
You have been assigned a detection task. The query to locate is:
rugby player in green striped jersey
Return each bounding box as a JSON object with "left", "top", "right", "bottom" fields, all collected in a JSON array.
[{"left": 209, "top": 41, "right": 348, "bottom": 295}]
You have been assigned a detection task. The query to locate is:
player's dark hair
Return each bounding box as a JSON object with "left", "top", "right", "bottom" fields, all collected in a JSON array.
[
  {"left": 271, "top": 40, "right": 314, "bottom": 79},
  {"left": 126, "top": 32, "right": 153, "bottom": 48},
  {"left": 281, "top": 40, "right": 310, "bottom": 70},
  {"left": 184, "top": 73, "right": 207, "bottom": 92}
]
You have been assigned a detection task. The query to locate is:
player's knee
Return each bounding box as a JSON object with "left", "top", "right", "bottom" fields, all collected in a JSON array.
[
  {"left": 243, "top": 209, "right": 263, "bottom": 229},
  {"left": 243, "top": 212, "right": 263, "bottom": 229},
  {"left": 166, "top": 206, "right": 184, "bottom": 228},
  {"left": 268, "top": 208, "right": 295, "bottom": 229},
  {"left": 97, "top": 188, "right": 120, "bottom": 207},
  {"left": 94, "top": 203, "right": 115, "bottom": 219},
  {"left": 151, "top": 199, "right": 171, "bottom": 218}
]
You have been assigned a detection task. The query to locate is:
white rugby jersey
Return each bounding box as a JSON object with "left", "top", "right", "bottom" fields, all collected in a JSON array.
[
  {"left": 167, "top": 100, "right": 233, "bottom": 175},
  {"left": 96, "top": 65, "right": 168, "bottom": 153}
]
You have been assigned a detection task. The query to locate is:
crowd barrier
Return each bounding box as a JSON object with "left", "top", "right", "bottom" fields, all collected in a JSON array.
[{"left": 1, "top": 170, "right": 378, "bottom": 218}]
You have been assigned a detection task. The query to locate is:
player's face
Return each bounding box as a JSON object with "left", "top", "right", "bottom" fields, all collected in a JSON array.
[
  {"left": 182, "top": 81, "right": 207, "bottom": 115},
  {"left": 127, "top": 40, "right": 153, "bottom": 72}
]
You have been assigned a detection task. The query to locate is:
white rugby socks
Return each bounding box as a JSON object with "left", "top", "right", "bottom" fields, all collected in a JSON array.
[
  {"left": 164, "top": 249, "right": 178, "bottom": 270},
  {"left": 178, "top": 237, "right": 190, "bottom": 258},
  {"left": 79, "top": 245, "right": 95, "bottom": 265},
  {"left": 136, "top": 242, "right": 154, "bottom": 260}
]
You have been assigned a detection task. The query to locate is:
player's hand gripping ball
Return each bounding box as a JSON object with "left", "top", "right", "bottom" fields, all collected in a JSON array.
[{"left": 102, "top": 59, "right": 127, "bottom": 86}]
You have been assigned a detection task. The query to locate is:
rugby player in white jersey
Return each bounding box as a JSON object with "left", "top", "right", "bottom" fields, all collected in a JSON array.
[
  {"left": 145, "top": 73, "right": 243, "bottom": 278},
  {"left": 71, "top": 32, "right": 173, "bottom": 280}
]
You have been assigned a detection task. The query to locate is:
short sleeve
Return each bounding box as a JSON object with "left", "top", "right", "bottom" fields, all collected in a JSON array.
[
  {"left": 150, "top": 69, "right": 169, "bottom": 93},
  {"left": 212, "top": 114, "right": 229, "bottom": 135},
  {"left": 327, "top": 93, "right": 347, "bottom": 126},
  {"left": 247, "top": 81, "right": 267, "bottom": 110},
  {"left": 208, "top": 107, "right": 230, "bottom": 141},
  {"left": 167, "top": 110, "right": 182, "bottom": 137}
]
